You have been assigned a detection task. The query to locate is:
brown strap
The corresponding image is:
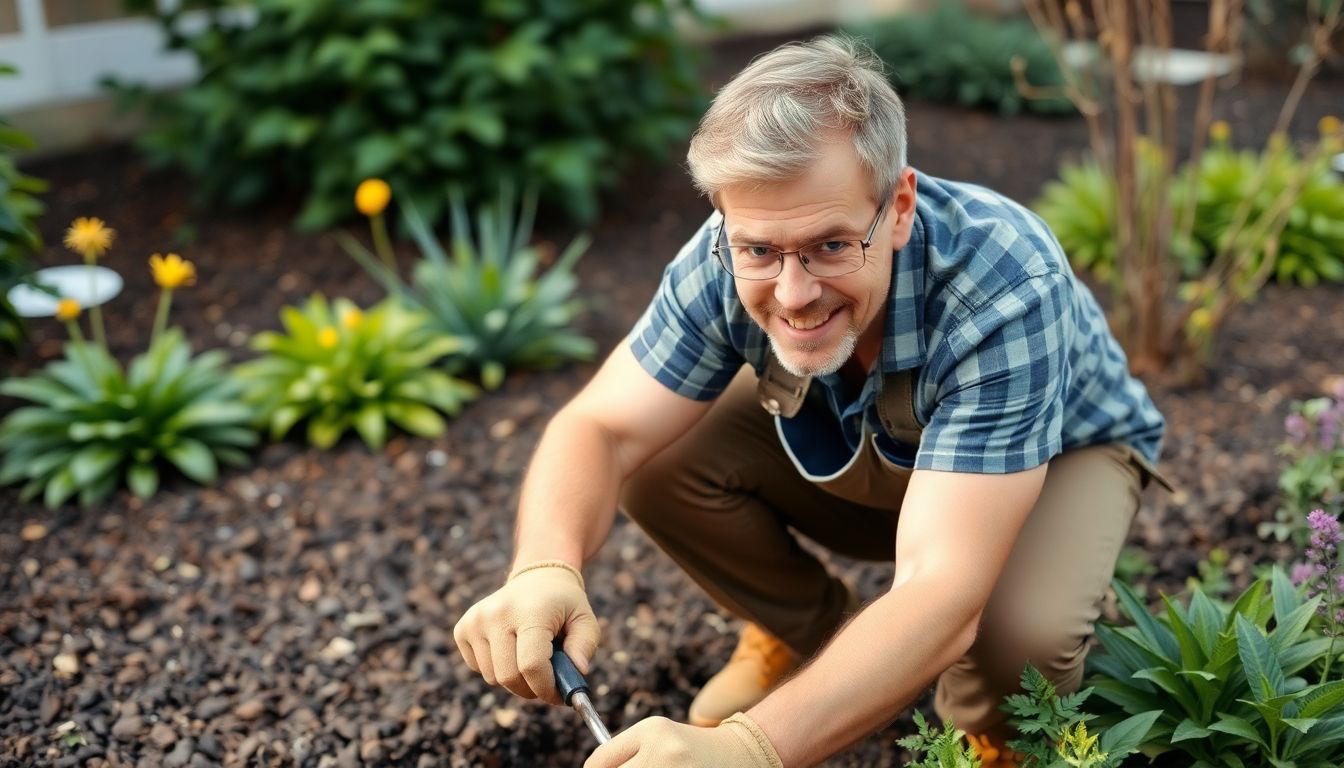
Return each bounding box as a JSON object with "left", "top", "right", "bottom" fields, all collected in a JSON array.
[
  {"left": 755, "top": 354, "right": 810, "bottom": 417},
  {"left": 876, "top": 367, "right": 922, "bottom": 445},
  {"left": 757, "top": 353, "right": 923, "bottom": 444}
]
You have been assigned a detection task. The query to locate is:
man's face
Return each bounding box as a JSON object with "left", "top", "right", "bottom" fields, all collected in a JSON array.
[{"left": 718, "top": 137, "right": 916, "bottom": 378}]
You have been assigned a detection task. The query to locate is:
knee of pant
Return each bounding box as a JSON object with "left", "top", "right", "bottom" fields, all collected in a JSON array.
[
  {"left": 620, "top": 455, "right": 687, "bottom": 529},
  {"left": 972, "top": 617, "right": 1090, "bottom": 693}
]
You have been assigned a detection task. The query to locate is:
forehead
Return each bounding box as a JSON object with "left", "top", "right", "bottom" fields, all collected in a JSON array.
[{"left": 719, "top": 138, "right": 873, "bottom": 241}]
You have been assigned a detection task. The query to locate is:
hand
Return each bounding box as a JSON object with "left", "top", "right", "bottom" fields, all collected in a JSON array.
[
  {"left": 585, "top": 714, "right": 783, "bottom": 768},
  {"left": 452, "top": 561, "right": 600, "bottom": 705}
]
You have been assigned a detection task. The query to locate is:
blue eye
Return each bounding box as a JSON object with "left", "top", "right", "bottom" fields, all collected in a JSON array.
[
  {"left": 820, "top": 241, "right": 849, "bottom": 253},
  {"left": 747, "top": 246, "right": 774, "bottom": 258}
]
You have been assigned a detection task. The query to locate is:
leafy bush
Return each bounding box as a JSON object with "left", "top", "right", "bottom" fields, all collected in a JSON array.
[
  {"left": 1085, "top": 573, "right": 1344, "bottom": 768},
  {"left": 1036, "top": 127, "right": 1344, "bottom": 289},
  {"left": 236, "top": 295, "right": 476, "bottom": 450},
  {"left": 113, "top": 0, "right": 705, "bottom": 229},
  {"left": 1001, "top": 665, "right": 1159, "bottom": 768},
  {"left": 0, "top": 248, "right": 255, "bottom": 507},
  {"left": 340, "top": 185, "right": 595, "bottom": 390},
  {"left": 849, "top": 2, "right": 1073, "bottom": 115},
  {"left": 1267, "top": 384, "right": 1344, "bottom": 544},
  {"left": 1191, "top": 129, "right": 1344, "bottom": 287},
  {"left": 898, "top": 711, "right": 981, "bottom": 768},
  {"left": 0, "top": 63, "right": 48, "bottom": 352}
]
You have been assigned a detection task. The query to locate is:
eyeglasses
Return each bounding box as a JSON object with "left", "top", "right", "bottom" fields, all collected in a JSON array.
[{"left": 711, "top": 201, "right": 888, "bottom": 280}]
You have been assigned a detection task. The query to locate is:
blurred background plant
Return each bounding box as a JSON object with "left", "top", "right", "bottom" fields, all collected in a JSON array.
[
  {"left": 110, "top": 0, "right": 706, "bottom": 229},
  {"left": 849, "top": 0, "right": 1073, "bottom": 115},
  {"left": 1022, "top": 0, "right": 1344, "bottom": 382},
  {"left": 0, "top": 63, "right": 48, "bottom": 355},
  {"left": 235, "top": 295, "right": 477, "bottom": 450},
  {"left": 1266, "top": 382, "right": 1344, "bottom": 544},
  {"left": 340, "top": 181, "right": 595, "bottom": 390},
  {"left": 0, "top": 242, "right": 255, "bottom": 507}
]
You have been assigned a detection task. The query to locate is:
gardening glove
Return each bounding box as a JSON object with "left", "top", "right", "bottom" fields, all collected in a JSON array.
[
  {"left": 584, "top": 713, "right": 784, "bottom": 768},
  {"left": 452, "top": 560, "right": 600, "bottom": 705}
]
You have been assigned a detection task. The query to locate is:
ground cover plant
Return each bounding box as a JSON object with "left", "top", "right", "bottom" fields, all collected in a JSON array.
[
  {"left": 0, "top": 230, "right": 254, "bottom": 506},
  {"left": 2, "top": 18, "right": 1344, "bottom": 768},
  {"left": 340, "top": 182, "right": 595, "bottom": 390},
  {"left": 113, "top": 0, "right": 707, "bottom": 228}
]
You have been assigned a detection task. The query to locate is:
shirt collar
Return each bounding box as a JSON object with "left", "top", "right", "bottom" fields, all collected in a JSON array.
[{"left": 880, "top": 203, "right": 928, "bottom": 373}]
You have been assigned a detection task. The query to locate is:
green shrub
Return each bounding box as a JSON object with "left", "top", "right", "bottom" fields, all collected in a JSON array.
[
  {"left": 0, "top": 328, "right": 255, "bottom": 507},
  {"left": 898, "top": 711, "right": 981, "bottom": 768},
  {"left": 0, "top": 63, "right": 48, "bottom": 352},
  {"left": 1000, "top": 664, "right": 1159, "bottom": 768},
  {"left": 1191, "top": 133, "right": 1344, "bottom": 288},
  {"left": 1085, "top": 573, "right": 1344, "bottom": 768},
  {"left": 1036, "top": 132, "right": 1344, "bottom": 288},
  {"left": 236, "top": 295, "right": 477, "bottom": 450},
  {"left": 340, "top": 185, "right": 596, "bottom": 390},
  {"left": 848, "top": 2, "right": 1073, "bottom": 115},
  {"left": 113, "top": 0, "right": 705, "bottom": 229}
]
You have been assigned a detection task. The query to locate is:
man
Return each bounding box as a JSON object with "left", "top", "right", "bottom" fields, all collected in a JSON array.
[{"left": 453, "top": 35, "right": 1168, "bottom": 768}]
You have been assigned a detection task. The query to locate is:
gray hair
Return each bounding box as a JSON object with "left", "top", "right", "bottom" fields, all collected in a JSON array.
[{"left": 686, "top": 34, "right": 908, "bottom": 206}]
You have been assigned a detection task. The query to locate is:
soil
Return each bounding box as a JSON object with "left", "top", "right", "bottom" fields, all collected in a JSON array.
[{"left": 3, "top": 23, "right": 1344, "bottom": 768}]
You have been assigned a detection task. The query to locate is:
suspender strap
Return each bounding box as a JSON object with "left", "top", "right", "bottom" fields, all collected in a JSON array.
[
  {"left": 875, "top": 366, "right": 923, "bottom": 445},
  {"left": 756, "top": 353, "right": 923, "bottom": 443}
]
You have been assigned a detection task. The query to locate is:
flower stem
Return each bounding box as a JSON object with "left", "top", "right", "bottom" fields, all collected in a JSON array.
[
  {"left": 85, "top": 257, "right": 107, "bottom": 350},
  {"left": 371, "top": 213, "right": 396, "bottom": 275},
  {"left": 152, "top": 289, "right": 173, "bottom": 347}
]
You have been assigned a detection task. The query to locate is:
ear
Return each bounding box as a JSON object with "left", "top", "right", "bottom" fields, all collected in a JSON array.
[{"left": 887, "top": 167, "right": 918, "bottom": 250}]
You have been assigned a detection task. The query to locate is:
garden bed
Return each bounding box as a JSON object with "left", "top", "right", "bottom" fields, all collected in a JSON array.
[{"left": 3, "top": 28, "right": 1344, "bottom": 768}]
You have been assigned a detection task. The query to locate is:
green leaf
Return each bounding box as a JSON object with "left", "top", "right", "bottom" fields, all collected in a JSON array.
[
  {"left": 1097, "top": 709, "right": 1162, "bottom": 756},
  {"left": 164, "top": 438, "right": 217, "bottom": 484},
  {"left": 353, "top": 404, "right": 387, "bottom": 450},
  {"left": 1208, "top": 714, "right": 1269, "bottom": 749},
  {"left": 384, "top": 401, "right": 446, "bottom": 438},
  {"left": 43, "top": 467, "right": 77, "bottom": 508},
  {"left": 127, "top": 463, "right": 159, "bottom": 499},
  {"left": 1236, "top": 614, "right": 1286, "bottom": 703},
  {"left": 69, "top": 445, "right": 123, "bottom": 486},
  {"left": 1171, "top": 718, "right": 1213, "bottom": 742},
  {"left": 1296, "top": 680, "right": 1344, "bottom": 720}
]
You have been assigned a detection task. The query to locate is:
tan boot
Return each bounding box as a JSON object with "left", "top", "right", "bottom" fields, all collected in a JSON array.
[
  {"left": 688, "top": 623, "right": 801, "bottom": 727},
  {"left": 966, "top": 733, "right": 1025, "bottom": 768}
]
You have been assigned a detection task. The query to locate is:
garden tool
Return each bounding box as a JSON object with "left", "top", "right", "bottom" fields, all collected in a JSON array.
[{"left": 551, "top": 640, "right": 612, "bottom": 745}]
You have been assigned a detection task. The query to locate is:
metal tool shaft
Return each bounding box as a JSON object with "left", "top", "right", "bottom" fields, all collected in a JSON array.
[{"left": 570, "top": 691, "right": 612, "bottom": 744}]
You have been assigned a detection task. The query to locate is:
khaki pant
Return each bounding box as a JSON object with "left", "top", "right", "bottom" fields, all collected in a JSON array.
[{"left": 621, "top": 366, "right": 1160, "bottom": 739}]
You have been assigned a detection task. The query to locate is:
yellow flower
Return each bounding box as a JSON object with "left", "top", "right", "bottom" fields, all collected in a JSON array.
[
  {"left": 148, "top": 253, "right": 197, "bottom": 290},
  {"left": 355, "top": 179, "right": 391, "bottom": 217},
  {"left": 1209, "top": 120, "right": 1230, "bottom": 143},
  {"left": 340, "top": 307, "right": 364, "bottom": 331},
  {"left": 63, "top": 217, "right": 115, "bottom": 260},
  {"left": 1319, "top": 115, "right": 1341, "bottom": 138},
  {"left": 317, "top": 327, "right": 339, "bottom": 349},
  {"left": 55, "top": 298, "right": 81, "bottom": 321},
  {"left": 1190, "top": 307, "right": 1214, "bottom": 331}
]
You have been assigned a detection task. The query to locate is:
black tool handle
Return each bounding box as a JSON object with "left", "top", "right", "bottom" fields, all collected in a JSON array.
[{"left": 551, "top": 639, "right": 589, "bottom": 705}]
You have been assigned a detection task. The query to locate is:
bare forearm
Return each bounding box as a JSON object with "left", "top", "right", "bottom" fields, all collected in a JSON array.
[
  {"left": 749, "top": 580, "right": 981, "bottom": 767},
  {"left": 511, "top": 407, "right": 625, "bottom": 570}
]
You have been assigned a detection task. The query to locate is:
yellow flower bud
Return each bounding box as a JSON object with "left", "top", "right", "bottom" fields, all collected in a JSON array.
[
  {"left": 1319, "top": 115, "right": 1341, "bottom": 138},
  {"left": 148, "top": 253, "right": 197, "bottom": 290},
  {"left": 1209, "top": 120, "right": 1230, "bottom": 143},
  {"left": 355, "top": 179, "right": 392, "bottom": 217},
  {"left": 1190, "top": 307, "right": 1214, "bottom": 331},
  {"left": 55, "top": 298, "right": 82, "bottom": 321},
  {"left": 340, "top": 307, "right": 364, "bottom": 331},
  {"left": 63, "top": 217, "right": 115, "bottom": 261},
  {"left": 317, "top": 327, "right": 339, "bottom": 349}
]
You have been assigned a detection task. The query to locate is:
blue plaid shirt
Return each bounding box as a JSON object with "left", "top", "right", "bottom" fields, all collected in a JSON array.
[{"left": 629, "top": 172, "right": 1165, "bottom": 474}]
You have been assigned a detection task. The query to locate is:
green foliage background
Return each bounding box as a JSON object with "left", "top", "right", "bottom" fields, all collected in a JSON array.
[
  {"left": 0, "top": 63, "right": 47, "bottom": 353},
  {"left": 113, "top": 0, "right": 706, "bottom": 229}
]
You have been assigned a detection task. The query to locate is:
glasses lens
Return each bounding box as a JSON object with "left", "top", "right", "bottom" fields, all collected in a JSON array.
[
  {"left": 722, "top": 245, "right": 782, "bottom": 279},
  {"left": 799, "top": 241, "right": 866, "bottom": 276}
]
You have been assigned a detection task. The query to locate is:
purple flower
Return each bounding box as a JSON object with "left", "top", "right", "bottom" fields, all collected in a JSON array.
[
  {"left": 1293, "top": 561, "right": 1318, "bottom": 586},
  {"left": 1285, "top": 413, "right": 1310, "bottom": 444},
  {"left": 1308, "top": 509, "right": 1342, "bottom": 546}
]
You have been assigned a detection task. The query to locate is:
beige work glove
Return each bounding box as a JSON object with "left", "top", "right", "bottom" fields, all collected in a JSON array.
[
  {"left": 584, "top": 713, "right": 784, "bottom": 768},
  {"left": 452, "top": 560, "right": 600, "bottom": 705}
]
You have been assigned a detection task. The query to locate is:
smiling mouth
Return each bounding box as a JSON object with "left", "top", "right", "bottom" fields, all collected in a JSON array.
[{"left": 783, "top": 311, "right": 834, "bottom": 331}]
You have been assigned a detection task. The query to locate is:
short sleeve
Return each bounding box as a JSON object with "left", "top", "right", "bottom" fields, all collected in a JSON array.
[
  {"left": 628, "top": 215, "right": 745, "bottom": 400},
  {"left": 916, "top": 271, "right": 1072, "bottom": 473}
]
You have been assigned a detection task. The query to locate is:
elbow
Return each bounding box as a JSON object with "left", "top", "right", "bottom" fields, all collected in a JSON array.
[{"left": 950, "top": 609, "right": 982, "bottom": 660}]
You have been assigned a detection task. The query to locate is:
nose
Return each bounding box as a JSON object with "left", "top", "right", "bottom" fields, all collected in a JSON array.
[{"left": 773, "top": 254, "right": 822, "bottom": 311}]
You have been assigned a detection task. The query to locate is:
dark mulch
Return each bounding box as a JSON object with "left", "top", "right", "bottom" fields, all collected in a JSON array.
[{"left": 3, "top": 25, "right": 1343, "bottom": 768}]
